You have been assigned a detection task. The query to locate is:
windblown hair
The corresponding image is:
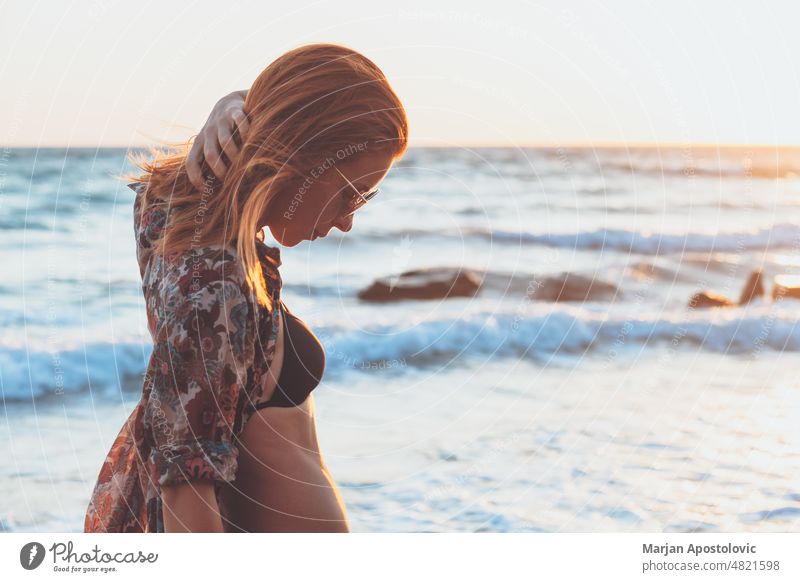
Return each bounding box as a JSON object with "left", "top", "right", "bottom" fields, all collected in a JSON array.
[{"left": 127, "top": 42, "right": 409, "bottom": 310}]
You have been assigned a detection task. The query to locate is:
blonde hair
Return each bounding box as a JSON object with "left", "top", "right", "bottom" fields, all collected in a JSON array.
[{"left": 127, "top": 42, "right": 409, "bottom": 310}]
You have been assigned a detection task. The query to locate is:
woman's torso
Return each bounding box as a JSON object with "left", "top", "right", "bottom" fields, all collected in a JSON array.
[
  {"left": 253, "top": 299, "right": 326, "bottom": 409},
  {"left": 221, "top": 302, "right": 350, "bottom": 532},
  {"left": 130, "top": 180, "right": 346, "bottom": 532}
]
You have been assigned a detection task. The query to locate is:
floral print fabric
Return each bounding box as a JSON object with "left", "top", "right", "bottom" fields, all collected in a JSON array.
[{"left": 83, "top": 181, "right": 283, "bottom": 532}]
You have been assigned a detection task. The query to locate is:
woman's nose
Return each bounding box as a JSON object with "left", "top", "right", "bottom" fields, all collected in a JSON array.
[{"left": 333, "top": 213, "right": 354, "bottom": 232}]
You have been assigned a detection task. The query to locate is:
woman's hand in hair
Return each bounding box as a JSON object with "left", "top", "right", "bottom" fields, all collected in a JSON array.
[{"left": 186, "top": 89, "right": 250, "bottom": 189}]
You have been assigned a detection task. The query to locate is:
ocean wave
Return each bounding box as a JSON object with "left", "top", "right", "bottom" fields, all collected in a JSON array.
[
  {"left": 6, "top": 303, "right": 800, "bottom": 402},
  {"left": 608, "top": 160, "right": 799, "bottom": 180},
  {"left": 318, "top": 304, "right": 800, "bottom": 369},
  {"left": 471, "top": 223, "right": 800, "bottom": 254},
  {"left": 332, "top": 222, "right": 800, "bottom": 255},
  {"left": 0, "top": 340, "right": 148, "bottom": 402}
]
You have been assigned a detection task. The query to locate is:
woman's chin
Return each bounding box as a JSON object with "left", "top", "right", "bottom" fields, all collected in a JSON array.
[{"left": 269, "top": 227, "right": 308, "bottom": 247}]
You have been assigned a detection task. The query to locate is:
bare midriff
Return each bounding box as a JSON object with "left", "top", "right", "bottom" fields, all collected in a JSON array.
[{"left": 221, "top": 309, "right": 349, "bottom": 532}]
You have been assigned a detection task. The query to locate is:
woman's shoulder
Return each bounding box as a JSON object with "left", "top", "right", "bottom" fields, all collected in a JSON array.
[
  {"left": 128, "top": 180, "right": 282, "bottom": 304},
  {"left": 150, "top": 235, "right": 283, "bottom": 313},
  {"left": 129, "top": 181, "right": 163, "bottom": 260},
  {"left": 158, "top": 240, "right": 272, "bottom": 311}
]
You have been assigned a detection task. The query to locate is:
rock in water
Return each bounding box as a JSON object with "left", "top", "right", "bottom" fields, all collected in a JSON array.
[
  {"left": 686, "top": 268, "right": 766, "bottom": 308},
  {"left": 738, "top": 268, "right": 765, "bottom": 305},
  {"left": 688, "top": 290, "right": 734, "bottom": 308},
  {"left": 357, "top": 267, "right": 483, "bottom": 302},
  {"left": 530, "top": 272, "right": 621, "bottom": 302},
  {"left": 772, "top": 274, "right": 800, "bottom": 301}
]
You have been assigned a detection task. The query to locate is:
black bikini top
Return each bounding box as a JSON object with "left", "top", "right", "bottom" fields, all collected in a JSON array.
[{"left": 254, "top": 301, "right": 326, "bottom": 409}]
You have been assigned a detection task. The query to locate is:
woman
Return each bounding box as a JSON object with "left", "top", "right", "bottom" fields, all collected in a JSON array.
[{"left": 84, "top": 42, "right": 409, "bottom": 533}]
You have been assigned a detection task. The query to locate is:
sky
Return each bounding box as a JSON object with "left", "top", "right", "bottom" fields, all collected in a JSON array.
[{"left": 1, "top": 0, "right": 799, "bottom": 147}]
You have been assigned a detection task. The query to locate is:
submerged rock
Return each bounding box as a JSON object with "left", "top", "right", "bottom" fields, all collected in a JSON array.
[
  {"left": 529, "top": 272, "right": 621, "bottom": 302},
  {"left": 689, "top": 268, "right": 767, "bottom": 308},
  {"left": 357, "top": 267, "right": 483, "bottom": 302},
  {"left": 772, "top": 274, "right": 800, "bottom": 301},
  {"left": 688, "top": 290, "right": 735, "bottom": 308},
  {"left": 739, "top": 268, "right": 765, "bottom": 304}
]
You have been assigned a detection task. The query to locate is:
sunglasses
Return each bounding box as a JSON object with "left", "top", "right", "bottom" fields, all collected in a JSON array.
[{"left": 334, "top": 165, "right": 380, "bottom": 216}]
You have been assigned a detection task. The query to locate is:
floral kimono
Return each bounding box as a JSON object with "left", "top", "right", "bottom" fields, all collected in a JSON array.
[{"left": 84, "top": 181, "right": 282, "bottom": 532}]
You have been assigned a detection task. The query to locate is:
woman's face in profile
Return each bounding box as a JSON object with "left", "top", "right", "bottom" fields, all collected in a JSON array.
[{"left": 264, "top": 148, "right": 396, "bottom": 247}]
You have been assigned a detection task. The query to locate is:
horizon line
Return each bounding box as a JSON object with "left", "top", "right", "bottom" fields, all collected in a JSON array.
[{"left": 4, "top": 140, "right": 800, "bottom": 149}]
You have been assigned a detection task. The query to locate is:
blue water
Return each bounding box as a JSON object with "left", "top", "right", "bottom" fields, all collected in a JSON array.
[{"left": 2, "top": 145, "right": 800, "bottom": 532}]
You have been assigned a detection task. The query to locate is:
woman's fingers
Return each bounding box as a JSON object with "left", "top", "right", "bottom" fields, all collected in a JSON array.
[
  {"left": 186, "top": 90, "right": 249, "bottom": 190},
  {"left": 232, "top": 110, "right": 250, "bottom": 139},
  {"left": 186, "top": 135, "right": 206, "bottom": 190},
  {"left": 203, "top": 136, "right": 227, "bottom": 180},
  {"left": 218, "top": 124, "right": 240, "bottom": 164}
]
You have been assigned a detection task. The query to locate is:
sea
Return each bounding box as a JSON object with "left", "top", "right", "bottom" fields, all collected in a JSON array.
[{"left": 2, "top": 145, "right": 800, "bottom": 532}]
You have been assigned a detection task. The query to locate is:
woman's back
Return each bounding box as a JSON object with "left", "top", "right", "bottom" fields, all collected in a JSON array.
[{"left": 84, "top": 181, "right": 284, "bottom": 533}]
